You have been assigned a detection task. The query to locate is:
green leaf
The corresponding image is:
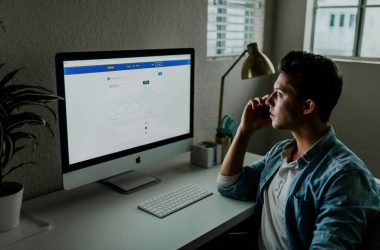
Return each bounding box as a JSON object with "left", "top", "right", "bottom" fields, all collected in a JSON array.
[
  {"left": 0, "top": 135, "right": 13, "bottom": 170},
  {"left": 13, "top": 145, "right": 27, "bottom": 155},
  {"left": 9, "top": 132, "right": 38, "bottom": 155},
  {"left": 10, "top": 131, "right": 38, "bottom": 142},
  {"left": 0, "top": 68, "right": 23, "bottom": 88},
  {"left": 0, "top": 85, "right": 58, "bottom": 102},
  {"left": 0, "top": 122, "right": 4, "bottom": 162},
  {"left": 0, "top": 103, "right": 9, "bottom": 120},
  {"left": 3, "top": 93, "right": 63, "bottom": 106},
  {"left": 7, "top": 112, "right": 46, "bottom": 126},
  {"left": 7, "top": 101, "right": 60, "bottom": 121},
  {"left": 2, "top": 84, "right": 55, "bottom": 94},
  {"left": 2, "top": 162, "right": 36, "bottom": 178},
  {"left": 6, "top": 113, "right": 54, "bottom": 136}
]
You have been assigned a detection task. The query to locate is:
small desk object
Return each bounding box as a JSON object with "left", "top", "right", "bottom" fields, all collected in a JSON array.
[{"left": 2, "top": 152, "right": 260, "bottom": 250}]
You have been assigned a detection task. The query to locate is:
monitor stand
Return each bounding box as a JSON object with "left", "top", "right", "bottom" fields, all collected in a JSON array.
[{"left": 101, "top": 170, "right": 161, "bottom": 194}]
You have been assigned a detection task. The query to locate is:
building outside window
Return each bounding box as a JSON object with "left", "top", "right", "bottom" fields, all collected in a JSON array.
[
  {"left": 207, "top": 0, "right": 266, "bottom": 58},
  {"left": 306, "top": 0, "right": 380, "bottom": 59}
]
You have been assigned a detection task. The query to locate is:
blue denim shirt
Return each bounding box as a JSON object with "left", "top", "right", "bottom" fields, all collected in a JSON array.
[{"left": 218, "top": 127, "right": 380, "bottom": 249}]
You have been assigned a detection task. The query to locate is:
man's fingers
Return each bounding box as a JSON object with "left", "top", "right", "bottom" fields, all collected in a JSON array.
[{"left": 252, "top": 96, "right": 267, "bottom": 107}]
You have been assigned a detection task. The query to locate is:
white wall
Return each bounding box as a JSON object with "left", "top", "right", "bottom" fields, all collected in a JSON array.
[
  {"left": 0, "top": 0, "right": 273, "bottom": 199},
  {"left": 269, "top": 0, "right": 380, "bottom": 177}
]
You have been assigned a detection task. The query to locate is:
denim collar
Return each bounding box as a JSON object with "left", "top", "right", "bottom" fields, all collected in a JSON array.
[{"left": 281, "top": 126, "right": 336, "bottom": 170}]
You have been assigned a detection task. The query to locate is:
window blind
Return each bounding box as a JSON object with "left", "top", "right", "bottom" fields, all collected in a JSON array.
[{"left": 207, "top": 0, "right": 265, "bottom": 57}]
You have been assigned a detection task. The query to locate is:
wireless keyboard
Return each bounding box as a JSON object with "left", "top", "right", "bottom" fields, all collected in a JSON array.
[{"left": 137, "top": 184, "right": 213, "bottom": 218}]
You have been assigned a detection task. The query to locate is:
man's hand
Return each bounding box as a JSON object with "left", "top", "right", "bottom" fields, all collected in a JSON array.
[{"left": 239, "top": 95, "right": 272, "bottom": 135}]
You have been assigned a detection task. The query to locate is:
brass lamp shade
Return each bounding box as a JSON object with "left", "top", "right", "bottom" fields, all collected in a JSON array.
[{"left": 241, "top": 43, "right": 275, "bottom": 79}]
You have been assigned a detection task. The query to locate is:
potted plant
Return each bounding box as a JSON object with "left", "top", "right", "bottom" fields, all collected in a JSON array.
[{"left": 0, "top": 63, "right": 63, "bottom": 232}]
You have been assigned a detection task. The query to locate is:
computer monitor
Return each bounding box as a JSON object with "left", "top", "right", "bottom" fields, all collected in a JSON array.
[{"left": 56, "top": 48, "right": 194, "bottom": 192}]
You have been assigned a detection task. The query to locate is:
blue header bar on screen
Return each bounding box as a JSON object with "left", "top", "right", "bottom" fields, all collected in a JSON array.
[{"left": 64, "top": 59, "right": 191, "bottom": 75}]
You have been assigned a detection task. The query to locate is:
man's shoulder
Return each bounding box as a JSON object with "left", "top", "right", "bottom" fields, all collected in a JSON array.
[
  {"left": 326, "top": 139, "right": 369, "bottom": 174},
  {"left": 304, "top": 139, "right": 379, "bottom": 204},
  {"left": 296, "top": 136, "right": 373, "bottom": 186}
]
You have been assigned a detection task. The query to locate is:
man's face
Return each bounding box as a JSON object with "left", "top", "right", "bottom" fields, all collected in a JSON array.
[{"left": 265, "top": 73, "right": 305, "bottom": 130}]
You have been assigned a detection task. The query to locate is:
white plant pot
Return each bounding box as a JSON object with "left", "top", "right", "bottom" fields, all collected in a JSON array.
[{"left": 0, "top": 182, "right": 24, "bottom": 232}]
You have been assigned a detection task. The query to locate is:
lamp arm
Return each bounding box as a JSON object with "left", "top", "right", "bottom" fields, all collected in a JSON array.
[{"left": 217, "top": 49, "right": 247, "bottom": 131}]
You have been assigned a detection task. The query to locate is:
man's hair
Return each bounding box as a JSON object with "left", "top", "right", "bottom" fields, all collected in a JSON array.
[{"left": 279, "top": 51, "right": 343, "bottom": 123}]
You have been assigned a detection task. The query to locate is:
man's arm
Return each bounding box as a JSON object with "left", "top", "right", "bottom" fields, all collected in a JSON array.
[
  {"left": 219, "top": 127, "right": 252, "bottom": 176},
  {"left": 220, "top": 97, "right": 271, "bottom": 177}
]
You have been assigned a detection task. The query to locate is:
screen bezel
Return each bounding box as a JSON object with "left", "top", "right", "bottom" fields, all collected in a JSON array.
[{"left": 56, "top": 48, "right": 194, "bottom": 175}]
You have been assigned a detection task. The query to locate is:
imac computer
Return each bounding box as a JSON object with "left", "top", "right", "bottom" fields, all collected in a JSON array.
[{"left": 56, "top": 48, "right": 194, "bottom": 193}]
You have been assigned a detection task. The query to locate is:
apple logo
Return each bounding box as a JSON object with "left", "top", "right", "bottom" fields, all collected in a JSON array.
[{"left": 136, "top": 156, "right": 141, "bottom": 164}]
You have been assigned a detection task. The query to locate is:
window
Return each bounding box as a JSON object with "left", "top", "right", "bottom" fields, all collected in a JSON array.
[
  {"left": 349, "top": 14, "right": 355, "bottom": 26},
  {"left": 330, "top": 14, "right": 335, "bottom": 26},
  {"left": 306, "top": 0, "right": 380, "bottom": 58},
  {"left": 339, "top": 14, "right": 345, "bottom": 27},
  {"left": 207, "top": 0, "right": 266, "bottom": 58}
]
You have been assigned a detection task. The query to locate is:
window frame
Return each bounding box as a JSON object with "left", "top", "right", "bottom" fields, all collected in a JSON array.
[{"left": 304, "top": 0, "right": 380, "bottom": 62}]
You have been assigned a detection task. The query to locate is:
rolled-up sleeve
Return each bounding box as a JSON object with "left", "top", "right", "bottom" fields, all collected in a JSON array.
[
  {"left": 217, "top": 141, "right": 287, "bottom": 201},
  {"left": 218, "top": 157, "right": 266, "bottom": 201}
]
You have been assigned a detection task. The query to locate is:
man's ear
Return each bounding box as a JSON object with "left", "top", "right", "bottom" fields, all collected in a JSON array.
[{"left": 303, "top": 99, "right": 316, "bottom": 115}]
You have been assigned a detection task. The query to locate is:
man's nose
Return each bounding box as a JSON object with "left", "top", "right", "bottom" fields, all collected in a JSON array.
[{"left": 265, "top": 92, "right": 274, "bottom": 106}]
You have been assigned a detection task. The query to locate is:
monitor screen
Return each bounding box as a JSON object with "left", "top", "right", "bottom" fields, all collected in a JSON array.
[{"left": 56, "top": 48, "right": 194, "bottom": 190}]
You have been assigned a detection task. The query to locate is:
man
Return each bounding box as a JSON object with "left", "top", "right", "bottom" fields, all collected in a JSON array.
[{"left": 217, "top": 51, "right": 380, "bottom": 249}]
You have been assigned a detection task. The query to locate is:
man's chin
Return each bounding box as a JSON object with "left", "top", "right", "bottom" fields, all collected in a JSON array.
[{"left": 272, "top": 121, "right": 286, "bottom": 130}]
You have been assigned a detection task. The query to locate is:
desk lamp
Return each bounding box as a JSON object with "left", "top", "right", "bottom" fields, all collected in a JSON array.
[{"left": 216, "top": 42, "right": 275, "bottom": 157}]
